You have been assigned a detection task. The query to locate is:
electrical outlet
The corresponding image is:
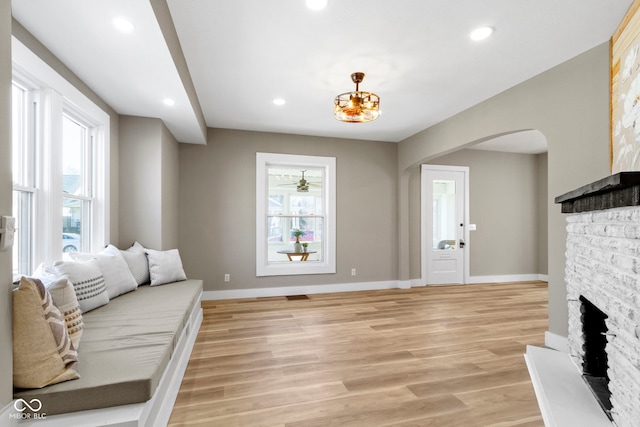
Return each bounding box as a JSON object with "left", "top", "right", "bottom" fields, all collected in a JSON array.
[
  {"left": 224, "top": 274, "right": 230, "bottom": 282},
  {"left": 351, "top": 268, "right": 356, "bottom": 276}
]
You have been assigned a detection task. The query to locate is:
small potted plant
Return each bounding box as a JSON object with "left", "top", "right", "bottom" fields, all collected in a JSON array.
[
  {"left": 301, "top": 242, "right": 308, "bottom": 252},
  {"left": 292, "top": 229, "right": 305, "bottom": 253}
]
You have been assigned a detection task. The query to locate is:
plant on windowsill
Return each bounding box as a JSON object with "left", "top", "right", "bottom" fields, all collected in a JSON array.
[{"left": 292, "top": 229, "right": 305, "bottom": 253}]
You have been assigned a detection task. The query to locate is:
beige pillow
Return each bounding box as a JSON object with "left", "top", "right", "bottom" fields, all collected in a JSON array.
[
  {"left": 47, "top": 277, "right": 84, "bottom": 349},
  {"left": 13, "top": 277, "right": 79, "bottom": 389}
]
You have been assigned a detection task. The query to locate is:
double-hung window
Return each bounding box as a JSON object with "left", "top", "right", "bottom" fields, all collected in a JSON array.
[
  {"left": 11, "top": 80, "right": 36, "bottom": 278},
  {"left": 256, "top": 153, "right": 336, "bottom": 276},
  {"left": 62, "top": 112, "right": 95, "bottom": 254},
  {"left": 11, "top": 39, "right": 109, "bottom": 280}
]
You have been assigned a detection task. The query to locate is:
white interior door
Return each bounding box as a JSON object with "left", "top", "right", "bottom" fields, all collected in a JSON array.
[{"left": 421, "top": 165, "right": 469, "bottom": 285}]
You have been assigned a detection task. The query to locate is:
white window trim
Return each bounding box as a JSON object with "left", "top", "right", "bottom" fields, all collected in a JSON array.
[
  {"left": 256, "top": 153, "right": 336, "bottom": 276},
  {"left": 12, "top": 37, "right": 109, "bottom": 267}
]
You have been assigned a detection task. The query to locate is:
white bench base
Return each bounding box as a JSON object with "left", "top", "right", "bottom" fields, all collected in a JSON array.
[{"left": 5, "top": 294, "right": 203, "bottom": 427}]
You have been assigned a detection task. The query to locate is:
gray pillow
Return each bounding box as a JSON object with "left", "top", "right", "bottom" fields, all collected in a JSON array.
[
  {"left": 125, "top": 241, "right": 150, "bottom": 285},
  {"left": 145, "top": 248, "right": 187, "bottom": 286}
]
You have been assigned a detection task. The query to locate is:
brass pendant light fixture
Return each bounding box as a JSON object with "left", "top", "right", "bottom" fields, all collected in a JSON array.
[{"left": 334, "top": 72, "right": 380, "bottom": 123}]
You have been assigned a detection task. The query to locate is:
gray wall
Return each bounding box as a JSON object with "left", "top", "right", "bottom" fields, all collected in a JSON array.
[
  {"left": 413, "top": 149, "right": 546, "bottom": 279},
  {"left": 119, "top": 116, "right": 180, "bottom": 250},
  {"left": 161, "top": 124, "right": 180, "bottom": 249},
  {"left": 398, "top": 43, "right": 611, "bottom": 337},
  {"left": 537, "top": 153, "right": 548, "bottom": 275},
  {"left": 1, "top": 0, "right": 13, "bottom": 409},
  {"left": 178, "top": 128, "right": 398, "bottom": 292}
]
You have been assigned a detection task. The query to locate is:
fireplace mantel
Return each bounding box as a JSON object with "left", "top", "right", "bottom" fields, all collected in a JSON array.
[{"left": 555, "top": 171, "right": 640, "bottom": 213}]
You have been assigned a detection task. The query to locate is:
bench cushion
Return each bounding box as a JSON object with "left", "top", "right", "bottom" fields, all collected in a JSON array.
[{"left": 14, "top": 279, "right": 202, "bottom": 415}]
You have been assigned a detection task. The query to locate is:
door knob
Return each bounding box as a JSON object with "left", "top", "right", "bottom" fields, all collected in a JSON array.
[{"left": 459, "top": 239, "right": 465, "bottom": 248}]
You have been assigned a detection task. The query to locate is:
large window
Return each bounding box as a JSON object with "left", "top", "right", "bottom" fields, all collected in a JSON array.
[
  {"left": 11, "top": 39, "right": 109, "bottom": 280},
  {"left": 11, "top": 80, "right": 35, "bottom": 278},
  {"left": 256, "top": 153, "right": 336, "bottom": 276},
  {"left": 62, "top": 113, "right": 95, "bottom": 254}
]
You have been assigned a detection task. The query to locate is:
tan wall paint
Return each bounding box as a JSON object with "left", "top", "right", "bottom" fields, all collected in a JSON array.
[
  {"left": 1, "top": 0, "right": 13, "bottom": 408},
  {"left": 119, "top": 116, "right": 180, "bottom": 250},
  {"left": 398, "top": 43, "right": 611, "bottom": 337},
  {"left": 417, "top": 149, "right": 545, "bottom": 279},
  {"left": 537, "top": 153, "right": 548, "bottom": 275},
  {"left": 178, "top": 128, "right": 398, "bottom": 292},
  {"left": 161, "top": 123, "right": 180, "bottom": 249}
]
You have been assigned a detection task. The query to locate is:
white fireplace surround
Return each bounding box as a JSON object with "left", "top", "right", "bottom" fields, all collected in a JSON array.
[
  {"left": 564, "top": 205, "right": 640, "bottom": 426},
  {"left": 527, "top": 173, "right": 640, "bottom": 427}
]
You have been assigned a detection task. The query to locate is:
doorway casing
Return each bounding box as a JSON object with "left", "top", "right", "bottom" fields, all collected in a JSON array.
[{"left": 421, "top": 164, "right": 470, "bottom": 285}]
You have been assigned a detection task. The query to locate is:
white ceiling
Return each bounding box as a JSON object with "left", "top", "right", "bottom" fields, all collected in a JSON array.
[{"left": 11, "top": 0, "right": 634, "bottom": 152}]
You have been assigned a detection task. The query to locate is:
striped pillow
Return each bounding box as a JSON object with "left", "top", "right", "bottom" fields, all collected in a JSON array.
[
  {"left": 13, "top": 277, "right": 79, "bottom": 389},
  {"left": 33, "top": 278, "right": 79, "bottom": 368},
  {"left": 53, "top": 259, "right": 109, "bottom": 313}
]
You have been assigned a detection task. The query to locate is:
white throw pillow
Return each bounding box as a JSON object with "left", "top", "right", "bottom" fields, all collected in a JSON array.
[
  {"left": 96, "top": 246, "right": 138, "bottom": 299},
  {"left": 53, "top": 259, "right": 109, "bottom": 313},
  {"left": 69, "top": 247, "right": 138, "bottom": 299},
  {"left": 125, "top": 242, "right": 150, "bottom": 285},
  {"left": 145, "top": 248, "right": 187, "bottom": 286}
]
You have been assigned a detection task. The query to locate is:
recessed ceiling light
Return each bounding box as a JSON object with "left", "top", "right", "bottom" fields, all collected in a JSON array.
[
  {"left": 470, "top": 26, "right": 494, "bottom": 41},
  {"left": 112, "top": 17, "right": 135, "bottom": 33},
  {"left": 306, "top": 0, "right": 328, "bottom": 11},
  {"left": 273, "top": 98, "right": 286, "bottom": 106},
  {"left": 163, "top": 98, "right": 175, "bottom": 106}
]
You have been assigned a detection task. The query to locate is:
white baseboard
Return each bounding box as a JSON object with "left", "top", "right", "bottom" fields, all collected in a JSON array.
[
  {"left": 203, "top": 275, "right": 550, "bottom": 300},
  {"left": 469, "top": 274, "right": 548, "bottom": 284},
  {"left": 203, "top": 280, "right": 402, "bottom": 300},
  {"left": 544, "top": 331, "right": 569, "bottom": 353}
]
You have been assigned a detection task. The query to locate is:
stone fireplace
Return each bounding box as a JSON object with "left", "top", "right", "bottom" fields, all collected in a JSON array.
[{"left": 555, "top": 172, "right": 640, "bottom": 426}]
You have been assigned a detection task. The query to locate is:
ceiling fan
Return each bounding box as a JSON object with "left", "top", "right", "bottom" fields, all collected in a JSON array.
[{"left": 278, "top": 170, "right": 321, "bottom": 192}]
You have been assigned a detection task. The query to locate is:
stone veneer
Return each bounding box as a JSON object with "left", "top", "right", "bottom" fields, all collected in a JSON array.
[{"left": 557, "top": 172, "right": 640, "bottom": 427}]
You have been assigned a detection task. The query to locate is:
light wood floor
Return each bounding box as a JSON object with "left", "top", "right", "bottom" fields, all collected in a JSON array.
[{"left": 168, "top": 282, "right": 547, "bottom": 426}]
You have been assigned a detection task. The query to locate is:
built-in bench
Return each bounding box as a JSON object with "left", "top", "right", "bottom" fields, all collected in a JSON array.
[{"left": 13, "top": 279, "right": 203, "bottom": 426}]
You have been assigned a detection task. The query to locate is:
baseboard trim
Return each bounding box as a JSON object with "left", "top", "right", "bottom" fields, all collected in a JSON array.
[
  {"left": 203, "top": 275, "right": 551, "bottom": 300},
  {"left": 468, "top": 274, "right": 548, "bottom": 284},
  {"left": 203, "top": 280, "right": 402, "bottom": 300},
  {"left": 544, "top": 331, "right": 569, "bottom": 353}
]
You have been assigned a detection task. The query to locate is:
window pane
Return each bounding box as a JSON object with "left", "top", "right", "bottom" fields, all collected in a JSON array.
[
  {"left": 12, "top": 83, "right": 27, "bottom": 186},
  {"left": 63, "top": 114, "right": 88, "bottom": 195},
  {"left": 63, "top": 197, "right": 86, "bottom": 253},
  {"left": 266, "top": 216, "right": 324, "bottom": 263},
  {"left": 432, "top": 180, "right": 457, "bottom": 250},
  {"left": 12, "top": 190, "right": 32, "bottom": 278},
  {"left": 268, "top": 195, "right": 283, "bottom": 215},
  {"left": 265, "top": 165, "right": 325, "bottom": 265},
  {"left": 12, "top": 82, "right": 36, "bottom": 189}
]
